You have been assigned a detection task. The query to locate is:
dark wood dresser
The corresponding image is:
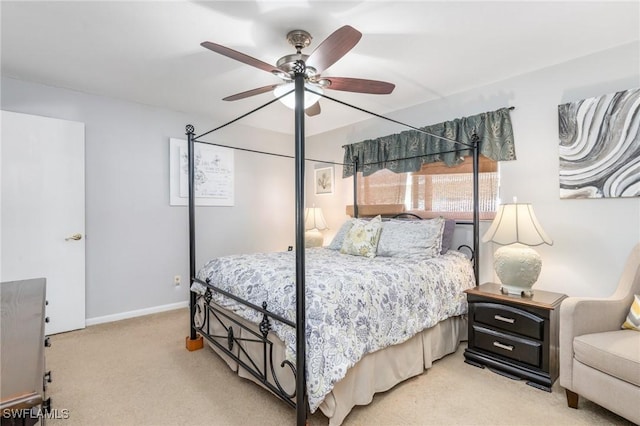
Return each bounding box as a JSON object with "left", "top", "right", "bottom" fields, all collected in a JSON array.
[
  {"left": 1, "top": 278, "right": 52, "bottom": 424},
  {"left": 464, "top": 282, "right": 567, "bottom": 391}
]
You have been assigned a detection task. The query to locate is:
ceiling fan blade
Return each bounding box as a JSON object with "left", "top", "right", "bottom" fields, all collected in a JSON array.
[
  {"left": 223, "top": 84, "right": 280, "bottom": 101},
  {"left": 305, "top": 102, "right": 321, "bottom": 117},
  {"left": 323, "top": 77, "right": 395, "bottom": 94},
  {"left": 201, "top": 41, "right": 281, "bottom": 74},
  {"left": 306, "top": 26, "right": 362, "bottom": 74}
]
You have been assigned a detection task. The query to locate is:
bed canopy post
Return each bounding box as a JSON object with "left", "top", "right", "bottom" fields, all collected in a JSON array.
[
  {"left": 352, "top": 157, "right": 359, "bottom": 218},
  {"left": 186, "top": 125, "right": 198, "bottom": 341},
  {"left": 472, "top": 133, "right": 480, "bottom": 286},
  {"left": 292, "top": 63, "right": 308, "bottom": 426}
]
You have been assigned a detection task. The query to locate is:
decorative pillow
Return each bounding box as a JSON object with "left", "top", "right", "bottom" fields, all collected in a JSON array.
[
  {"left": 440, "top": 219, "right": 456, "bottom": 254},
  {"left": 340, "top": 215, "right": 383, "bottom": 258},
  {"left": 377, "top": 217, "right": 445, "bottom": 259},
  {"left": 327, "top": 219, "right": 354, "bottom": 250},
  {"left": 622, "top": 294, "right": 640, "bottom": 331}
]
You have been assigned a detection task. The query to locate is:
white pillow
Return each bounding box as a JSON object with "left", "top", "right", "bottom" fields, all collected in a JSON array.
[
  {"left": 377, "top": 217, "right": 445, "bottom": 259},
  {"left": 327, "top": 219, "right": 354, "bottom": 250},
  {"left": 340, "top": 216, "right": 383, "bottom": 258}
]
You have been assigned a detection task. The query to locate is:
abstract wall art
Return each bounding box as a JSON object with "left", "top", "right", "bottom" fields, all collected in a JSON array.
[{"left": 558, "top": 87, "right": 640, "bottom": 199}]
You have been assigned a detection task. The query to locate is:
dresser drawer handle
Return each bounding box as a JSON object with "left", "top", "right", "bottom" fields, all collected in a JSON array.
[
  {"left": 493, "top": 341, "right": 514, "bottom": 351},
  {"left": 494, "top": 315, "right": 515, "bottom": 324}
]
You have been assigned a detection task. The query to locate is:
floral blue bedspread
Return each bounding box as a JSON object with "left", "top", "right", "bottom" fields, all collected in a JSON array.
[{"left": 192, "top": 248, "right": 475, "bottom": 412}]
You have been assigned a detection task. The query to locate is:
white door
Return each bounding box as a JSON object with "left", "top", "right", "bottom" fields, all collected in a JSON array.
[{"left": 1, "top": 110, "right": 86, "bottom": 334}]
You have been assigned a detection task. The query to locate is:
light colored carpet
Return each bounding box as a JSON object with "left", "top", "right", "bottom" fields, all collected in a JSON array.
[{"left": 45, "top": 308, "right": 633, "bottom": 426}]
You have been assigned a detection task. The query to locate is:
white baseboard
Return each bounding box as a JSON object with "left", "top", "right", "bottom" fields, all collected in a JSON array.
[{"left": 86, "top": 300, "right": 188, "bottom": 326}]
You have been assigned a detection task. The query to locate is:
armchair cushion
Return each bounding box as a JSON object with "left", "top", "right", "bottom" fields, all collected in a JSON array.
[
  {"left": 622, "top": 294, "right": 640, "bottom": 331},
  {"left": 573, "top": 330, "right": 640, "bottom": 387}
]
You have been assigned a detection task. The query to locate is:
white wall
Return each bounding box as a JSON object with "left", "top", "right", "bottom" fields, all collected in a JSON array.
[
  {"left": 307, "top": 41, "right": 640, "bottom": 297},
  {"left": 1, "top": 77, "right": 295, "bottom": 320},
  {"left": 3, "top": 41, "right": 638, "bottom": 323}
]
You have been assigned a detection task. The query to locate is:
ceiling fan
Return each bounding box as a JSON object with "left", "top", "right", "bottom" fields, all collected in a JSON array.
[{"left": 201, "top": 25, "right": 395, "bottom": 116}]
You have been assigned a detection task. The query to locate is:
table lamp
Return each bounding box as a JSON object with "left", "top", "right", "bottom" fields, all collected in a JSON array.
[
  {"left": 482, "top": 202, "right": 553, "bottom": 296},
  {"left": 304, "top": 207, "right": 328, "bottom": 247}
]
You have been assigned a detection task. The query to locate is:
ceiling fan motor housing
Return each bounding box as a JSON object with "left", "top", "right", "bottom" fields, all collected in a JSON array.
[
  {"left": 276, "top": 53, "right": 310, "bottom": 74},
  {"left": 277, "top": 30, "right": 319, "bottom": 79}
]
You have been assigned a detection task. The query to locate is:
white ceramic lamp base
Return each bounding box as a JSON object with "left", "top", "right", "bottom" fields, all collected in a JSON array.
[{"left": 494, "top": 243, "right": 542, "bottom": 297}]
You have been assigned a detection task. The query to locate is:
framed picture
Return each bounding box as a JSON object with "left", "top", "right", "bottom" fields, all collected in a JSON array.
[
  {"left": 169, "top": 138, "right": 234, "bottom": 206},
  {"left": 314, "top": 166, "right": 334, "bottom": 195},
  {"left": 558, "top": 87, "right": 640, "bottom": 199}
]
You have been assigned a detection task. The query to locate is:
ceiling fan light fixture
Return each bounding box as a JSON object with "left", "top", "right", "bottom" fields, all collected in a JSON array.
[{"left": 273, "top": 82, "right": 323, "bottom": 109}]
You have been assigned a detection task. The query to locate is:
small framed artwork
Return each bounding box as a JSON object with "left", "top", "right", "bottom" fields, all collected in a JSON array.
[{"left": 314, "top": 166, "right": 334, "bottom": 195}]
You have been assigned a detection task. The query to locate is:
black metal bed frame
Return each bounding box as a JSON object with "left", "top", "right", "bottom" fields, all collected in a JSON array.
[
  {"left": 186, "top": 63, "right": 486, "bottom": 426},
  {"left": 194, "top": 283, "right": 298, "bottom": 405}
]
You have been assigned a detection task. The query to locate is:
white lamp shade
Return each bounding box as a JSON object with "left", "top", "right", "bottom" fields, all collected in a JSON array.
[
  {"left": 304, "top": 207, "right": 328, "bottom": 231},
  {"left": 273, "top": 83, "right": 323, "bottom": 109},
  {"left": 482, "top": 203, "right": 553, "bottom": 246}
]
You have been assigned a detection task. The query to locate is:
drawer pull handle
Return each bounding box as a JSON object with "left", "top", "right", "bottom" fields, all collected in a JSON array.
[
  {"left": 494, "top": 315, "right": 515, "bottom": 324},
  {"left": 493, "top": 341, "right": 514, "bottom": 351}
]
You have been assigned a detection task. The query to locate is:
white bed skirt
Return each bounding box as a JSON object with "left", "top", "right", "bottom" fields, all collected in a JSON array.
[{"left": 199, "top": 300, "right": 467, "bottom": 426}]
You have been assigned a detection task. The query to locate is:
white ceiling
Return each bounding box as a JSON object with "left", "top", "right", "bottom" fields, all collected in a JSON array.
[{"left": 2, "top": 1, "right": 639, "bottom": 136}]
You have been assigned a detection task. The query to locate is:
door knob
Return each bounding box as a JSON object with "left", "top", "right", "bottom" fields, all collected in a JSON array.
[{"left": 65, "top": 233, "right": 82, "bottom": 241}]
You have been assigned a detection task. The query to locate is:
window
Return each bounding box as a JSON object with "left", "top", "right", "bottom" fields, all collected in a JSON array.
[{"left": 350, "top": 156, "right": 498, "bottom": 220}]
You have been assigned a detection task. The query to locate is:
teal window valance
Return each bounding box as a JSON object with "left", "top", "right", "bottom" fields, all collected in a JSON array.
[{"left": 342, "top": 107, "right": 516, "bottom": 177}]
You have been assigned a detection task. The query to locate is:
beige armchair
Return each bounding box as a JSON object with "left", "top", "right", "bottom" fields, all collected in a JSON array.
[{"left": 559, "top": 243, "right": 640, "bottom": 424}]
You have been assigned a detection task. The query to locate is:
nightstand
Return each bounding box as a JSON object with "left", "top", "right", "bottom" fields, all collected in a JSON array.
[{"left": 463, "top": 282, "right": 567, "bottom": 391}]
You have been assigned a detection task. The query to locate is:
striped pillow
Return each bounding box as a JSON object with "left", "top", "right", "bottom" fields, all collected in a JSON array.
[{"left": 622, "top": 294, "right": 640, "bottom": 331}]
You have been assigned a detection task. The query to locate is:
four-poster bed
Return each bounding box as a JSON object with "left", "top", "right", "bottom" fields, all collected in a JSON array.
[{"left": 184, "top": 65, "right": 514, "bottom": 425}]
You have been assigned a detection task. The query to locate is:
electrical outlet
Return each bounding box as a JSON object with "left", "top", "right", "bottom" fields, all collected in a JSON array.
[{"left": 174, "top": 275, "right": 181, "bottom": 286}]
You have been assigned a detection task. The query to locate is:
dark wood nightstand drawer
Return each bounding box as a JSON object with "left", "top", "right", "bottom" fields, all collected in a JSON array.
[
  {"left": 473, "top": 302, "right": 544, "bottom": 340},
  {"left": 464, "top": 283, "right": 567, "bottom": 391},
  {"left": 473, "top": 325, "right": 542, "bottom": 367}
]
